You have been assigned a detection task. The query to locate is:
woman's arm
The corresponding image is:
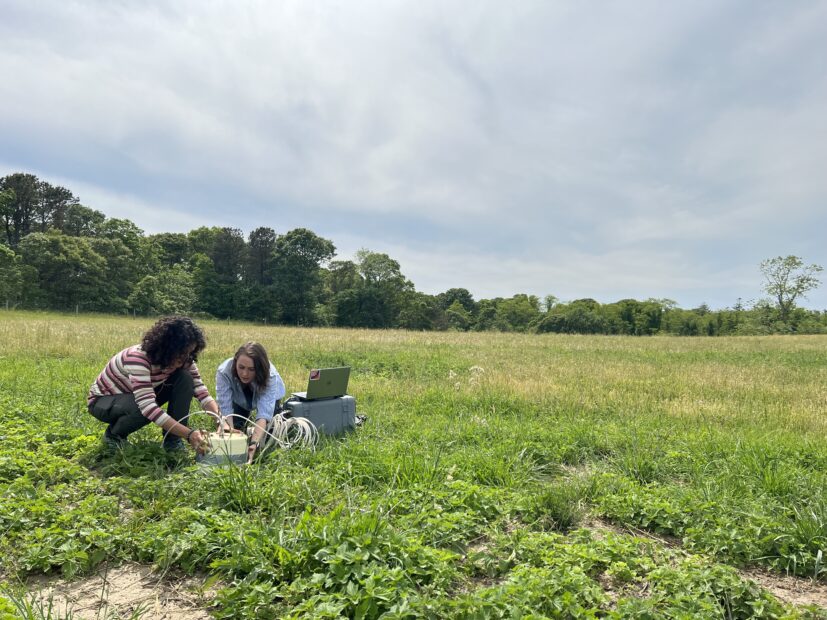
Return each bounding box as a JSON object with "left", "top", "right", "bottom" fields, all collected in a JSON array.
[
  {"left": 247, "top": 418, "right": 268, "bottom": 463},
  {"left": 159, "top": 417, "right": 208, "bottom": 454},
  {"left": 214, "top": 360, "right": 236, "bottom": 430},
  {"left": 254, "top": 364, "right": 287, "bottom": 418}
]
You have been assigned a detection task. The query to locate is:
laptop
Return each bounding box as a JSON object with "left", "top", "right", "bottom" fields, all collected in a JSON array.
[{"left": 292, "top": 367, "right": 351, "bottom": 400}]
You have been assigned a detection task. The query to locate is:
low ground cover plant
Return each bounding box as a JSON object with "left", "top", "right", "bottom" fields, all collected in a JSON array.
[{"left": 1, "top": 312, "right": 826, "bottom": 618}]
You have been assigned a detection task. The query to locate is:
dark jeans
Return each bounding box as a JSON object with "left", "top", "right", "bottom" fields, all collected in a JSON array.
[
  {"left": 229, "top": 400, "right": 280, "bottom": 431},
  {"left": 88, "top": 369, "right": 194, "bottom": 444},
  {"left": 230, "top": 403, "right": 252, "bottom": 431}
]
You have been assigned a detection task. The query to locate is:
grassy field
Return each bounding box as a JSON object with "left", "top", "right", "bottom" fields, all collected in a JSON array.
[{"left": 1, "top": 311, "right": 826, "bottom": 619}]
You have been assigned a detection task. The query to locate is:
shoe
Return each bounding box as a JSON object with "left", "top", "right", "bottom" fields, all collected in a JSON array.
[
  {"left": 163, "top": 436, "right": 186, "bottom": 452},
  {"left": 103, "top": 427, "right": 128, "bottom": 450}
]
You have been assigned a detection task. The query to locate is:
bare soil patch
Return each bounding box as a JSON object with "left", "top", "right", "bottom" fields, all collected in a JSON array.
[
  {"left": 586, "top": 517, "right": 827, "bottom": 611},
  {"left": 740, "top": 567, "right": 827, "bottom": 610},
  {"left": 27, "top": 563, "right": 216, "bottom": 619},
  {"left": 585, "top": 516, "right": 682, "bottom": 548}
]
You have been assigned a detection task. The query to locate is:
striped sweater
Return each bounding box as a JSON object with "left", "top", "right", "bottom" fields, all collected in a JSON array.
[{"left": 88, "top": 345, "right": 215, "bottom": 427}]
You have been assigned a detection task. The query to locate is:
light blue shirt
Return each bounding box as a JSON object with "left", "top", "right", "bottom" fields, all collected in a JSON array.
[{"left": 215, "top": 357, "right": 286, "bottom": 422}]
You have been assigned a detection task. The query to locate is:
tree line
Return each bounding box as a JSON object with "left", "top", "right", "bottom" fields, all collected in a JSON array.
[{"left": 1, "top": 172, "right": 825, "bottom": 335}]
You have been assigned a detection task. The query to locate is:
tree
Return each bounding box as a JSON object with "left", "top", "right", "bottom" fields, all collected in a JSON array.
[
  {"left": 325, "top": 260, "right": 361, "bottom": 295},
  {"left": 333, "top": 287, "right": 387, "bottom": 328},
  {"left": 495, "top": 294, "right": 541, "bottom": 332},
  {"left": 212, "top": 227, "right": 247, "bottom": 316},
  {"left": 397, "top": 292, "right": 443, "bottom": 330},
  {"left": 37, "top": 182, "right": 79, "bottom": 232},
  {"left": 534, "top": 305, "right": 608, "bottom": 334},
  {"left": 128, "top": 265, "right": 196, "bottom": 315},
  {"left": 100, "top": 218, "right": 158, "bottom": 278},
  {"left": 18, "top": 231, "right": 108, "bottom": 310},
  {"left": 185, "top": 227, "right": 247, "bottom": 317},
  {"left": 100, "top": 217, "right": 145, "bottom": 249},
  {"left": 246, "top": 227, "right": 277, "bottom": 286},
  {"left": 0, "top": 173, "right": 39, "bottom": 247},
  {"left": 190, "top": 253, "right": 224, "bottom": 317},
  {"left": 0, "top": 174, "right": 85, "bottom": 244},
  {"left": 445, "top": 300, "right": 472, "bottom": 331},
  {"left": 542, "top": 295, "right": 559, "bottom": 313},
  {"left": 437, "top": 288, "right": 477, "bottom": 315},
  {"left": 473, "top": 299, "right": 499, "bottom": 331},
  {"left": 89, "top": 237, "right": 135, "bottom": 312},
  {"left": 608, "top": 299, "right": 663, "bottom": 335},
  {"left": 354, "top": 250, "right": 413, "bottom": 327},
  {"left": 188, "top": 226, "right": 222, "bottom": 257},
  {"left": 0, "top": 244, "right": 23, "bottom": 306},
  {"left": 272, "top": 228, "right": 335, "bottom": 325},
  {"left": 760, "top": 255, "right": 823, "bottom": 326},
  {"left": 237, "top": 227, "right": 280, "bottom": 322},
  {"left": 149, "top": 232, "right": 191, "bottom": 267},
  {"left": 0, "top": 188, "right": 14, "bottom": 246},
  {"left": 316, "top": 260, "right": 360, "bottom": 323},
  {"left": 211, "top": 227, "right": 247, "bottom": 283},
  {"left": 61, "top": 204, "right": 106, "bottom": 237},
  {"left": 329, "top": 251, "right": 415, "bottom": 328}
]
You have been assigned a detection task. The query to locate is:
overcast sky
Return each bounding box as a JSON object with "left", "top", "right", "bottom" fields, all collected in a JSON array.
[{"left": 2, "top": 1, "right": 826, "bottom": 309}]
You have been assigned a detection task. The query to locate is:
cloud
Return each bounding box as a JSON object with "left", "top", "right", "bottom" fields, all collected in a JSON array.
[
  {"left": 1, "top": 0, "right": 826, "bottom": 309},
  {"left": 333, "top": 231, "right": 763, "bottom": 309},
  {"left": 0, "top": 162, "right": 224, "bottom": 234}
]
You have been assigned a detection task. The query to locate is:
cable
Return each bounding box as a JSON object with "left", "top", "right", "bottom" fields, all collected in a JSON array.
[
  {"left": 163, "top": 410, "right": 318, "bottom": 457},
  {"left": 262, "top": 412, "right": 318, "bottom": 451}
]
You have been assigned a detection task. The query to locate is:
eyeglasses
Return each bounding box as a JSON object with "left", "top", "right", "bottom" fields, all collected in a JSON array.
[{"left": 174, "top": 352, "right": 196, "bottom": 366}]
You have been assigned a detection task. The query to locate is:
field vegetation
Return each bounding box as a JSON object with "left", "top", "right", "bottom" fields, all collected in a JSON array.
[{"left": 1, "top": 311, "right": 826, "bottom": 618}]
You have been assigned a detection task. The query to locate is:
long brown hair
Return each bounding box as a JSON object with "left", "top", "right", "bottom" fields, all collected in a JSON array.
[{"left": 232, "top": 342, "right": 270, "bottom": 389}]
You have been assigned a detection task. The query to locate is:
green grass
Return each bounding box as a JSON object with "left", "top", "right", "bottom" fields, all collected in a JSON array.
[{"left": 1, "top": 311, "right": 826, "bottom": 618}]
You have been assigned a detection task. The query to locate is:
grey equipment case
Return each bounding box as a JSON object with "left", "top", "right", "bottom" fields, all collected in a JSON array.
[{"left": 283, "top": 395, "right": 356, "bottom": 436}]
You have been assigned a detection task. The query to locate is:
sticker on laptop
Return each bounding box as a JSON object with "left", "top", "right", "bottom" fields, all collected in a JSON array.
[{"left": 310, "top": 369, "right": 321, "bottom": 381}]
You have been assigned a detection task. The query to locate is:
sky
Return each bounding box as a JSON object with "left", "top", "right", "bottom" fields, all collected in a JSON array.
[{"left": 2, "top": 0, "right": 826, "bottom": 310}]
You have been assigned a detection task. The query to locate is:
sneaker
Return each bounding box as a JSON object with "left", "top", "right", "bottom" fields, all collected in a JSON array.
[
  {"left": 163, "top": 436, "right": 186, "bottom": 452},
  {"left": 103, "top": 427, "right": 128, "bottom": 450}
]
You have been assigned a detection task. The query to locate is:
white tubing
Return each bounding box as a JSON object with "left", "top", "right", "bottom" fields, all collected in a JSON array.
[
  {"left": 163, "top": 410, "right": 318, "bottom": 454},
  {"left": 263, "top": 413, "right": 318, "bottom": 451}
]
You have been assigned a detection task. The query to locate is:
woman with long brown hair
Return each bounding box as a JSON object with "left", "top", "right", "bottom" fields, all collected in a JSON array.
[{"left": 215, "top": 341, "right": 285, "bottom": 461}]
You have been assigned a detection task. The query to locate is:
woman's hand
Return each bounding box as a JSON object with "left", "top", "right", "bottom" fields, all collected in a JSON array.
[
  {"left": 246, "top": 441, "right": 259, "bottom": 464},
  {"left": 216, "top": 419, "right": 243, "bottom": 435},
  {"left": 189, "top": 429, "right": 208, "bottom": 455},
  {"left": 215, "top": 418, "right": 244, "bottom": 434}
]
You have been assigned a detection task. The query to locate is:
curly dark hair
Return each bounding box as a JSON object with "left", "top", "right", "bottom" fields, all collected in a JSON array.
[{"left": 141, "top": 316, "right": 207, "bottom": 368}]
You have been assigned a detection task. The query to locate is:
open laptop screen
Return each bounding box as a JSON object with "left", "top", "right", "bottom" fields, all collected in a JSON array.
[{"left": 292, "top": 366, "right": 350, "bottom": 400}]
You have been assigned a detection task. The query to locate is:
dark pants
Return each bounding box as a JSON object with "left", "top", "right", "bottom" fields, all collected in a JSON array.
[
  {"left": 230, "top": 403, "right": 253, "bottom": 431},
  {"left": 89, "top": 369, "right": 194, "bottom": 445},
  {"left": 229, "top": 400, "right": 280, "bottom": 431}
]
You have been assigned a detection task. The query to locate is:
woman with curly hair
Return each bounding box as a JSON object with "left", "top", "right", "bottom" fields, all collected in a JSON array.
[
  {"left": 87, "top": 316, "right": 219, "bottom": 453},
  {"left": 215, "top": 342, "right": 285, "bottom": 462}
]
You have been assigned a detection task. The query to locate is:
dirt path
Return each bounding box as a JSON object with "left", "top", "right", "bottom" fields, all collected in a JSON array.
[
  {"left": 27, "top": 563, "right": 216, "bottom": 620},
  {"left": 740, "top": 567, "right": 827, "bottom": 610},
  {"left": 587, "top": 517, "right": 827, "bottom": 610}
]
